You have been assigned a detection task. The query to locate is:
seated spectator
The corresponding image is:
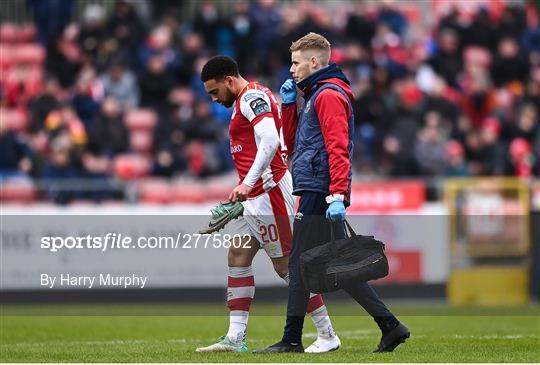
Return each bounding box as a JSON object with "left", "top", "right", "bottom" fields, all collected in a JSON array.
[
  {"left": 139, "top": 55, "right": 175, "bottom": 114},
  {"left": 100, "top": 60, "right": 140, "bottom": 108},
  {"left": 177, "top": 32, "right": 205, "bottom": 85},
  {"left": 43, "top": 104, "right": 88, "bottom": 147},
  {"left": 420, "top": 77, "right": 461, "bottom": 126},
  {"left": 479, "top": 117, "right": 507, "bottom": 175},
  {"left": 444, "top": 140, "right": 470, "bottom": 177},
  {"left": 0, "top": 119, "right": 33, "bottom": 179},
  {"left": 183, "top": 101, "right": 222, "bottom": 142},
  {"left": 29, "top": 77, "right": 61, "bottom": 132},
  {"left": 491, "top": 36, "right": 529, "bottom": 87},
  {"left": 345, "top": 2, "right": 375, "bottom": 48},
  {"left": 72, "top": 66, "right": 103, "bottom": 128},
  {"left": 509, "top": 103, "right": 539, "bottom": 143},
  {"left": 45, "top": 26, "right": 82, "bottom": 88},
  {"left": 87, "top": 97, "right": 129, "bottom": 157},
  {"left": 107, "top": 0, "right": 146, "bottom": 58},
  {"left": 519, "top": 78, "right": 540, "bottom": 113},
  {"left": 415, "top": 115, "right": 448, "bottom": 176},
  {"left": 376, "top": 0, "right": 407, "bottom": 37},
  {"left": 496, "top": 5, "right": 526, "bottom": 39},
  {"left": 506, "top": 138, "right": 539, "bottom": 177},
  {"left": 153, "top": 100, "right": 225, "bottom": 178},
  {"left": 460, "top": 70, "right": 497, "bottom": 129},
  {"left": 465, "top": 7, "right": 497, "bottom": 50},
  {"left": 382, "top": 116, "right": 419, "bottom": 176},
  {"left": 153, "top": 112, "right": 188, "bottom": 178},
  {"left": 138, "top": 25, "right": 180, "bottom": 76},
  {"left": 428, "top": 29, "right": 463, "bottom": 88},
  {"left": 78, "top": 3, "right": 108, "bottom": 60},
  {"left": 41, "top": 131, "right": 83, "bottom": 204},
  {"left": 464, "top": 131, "right": 485, "bottom": 175}
]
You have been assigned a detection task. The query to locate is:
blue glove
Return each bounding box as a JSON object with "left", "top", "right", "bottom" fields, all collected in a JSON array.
[
  {"left": 326, "top": 201, "right": 346, "bottom": 222},
  {"left": 279, "top": 79, "right": 297, "bottom": 104}
]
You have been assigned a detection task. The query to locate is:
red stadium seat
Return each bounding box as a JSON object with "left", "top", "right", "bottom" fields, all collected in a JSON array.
[
  {"left": 0, "top": 44, "right": 15, "bottom": 70},
  {"left": 14, "top": 43, "right": 46, "bottom": 65},
  {"left": 204, "top": 180, "right": 235, "bottom": 200},
  {"left": 113, "top": 154, "right": 152, "bottom": 180},
  {"left": 138, "top": 179, "right": 172, "bottom": 204},
  {"left": 124, "top": 109, "right": 157, "bottom": 131},
  {"left": 19, "top": 24, "right": 37, "bottom": 43},
  {"left": 0, "top": 23, "right": 36, "bottom": 43},
  {"left": 130, "top": 130, "right": 153, "bottom": 153},
  {"left": 170, "top": 181, "right": 206, "bottom": 203},
  {"left": 0, "top": 179, "right": 37, "bottom": 203},
  {"left": 0, "top": 23, "right": 18, "bottom": 43},
  {"left": 0, "top": 108, "right": 29, "bottom": 132}
]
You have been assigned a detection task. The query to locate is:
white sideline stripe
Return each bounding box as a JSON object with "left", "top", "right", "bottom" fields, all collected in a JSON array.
[
  {"left": 453, "top": 334, "right": 538, "bottom": 340},
  {"left": 1, "top": 339, "right": 189, "bottom": 347},
  {"left": 2, "top": 333, "right": 536, "bottom": 347},
  {"left": 0, "top": 338, "right": 272, "bottom": 348},
  {"left": 304, "top": 330, "right": 536, "bottom": 340}
]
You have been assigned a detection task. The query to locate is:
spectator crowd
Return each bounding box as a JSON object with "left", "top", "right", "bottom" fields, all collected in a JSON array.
[{"left": 1, "top": 0, "right": 539, "bottom": 202}]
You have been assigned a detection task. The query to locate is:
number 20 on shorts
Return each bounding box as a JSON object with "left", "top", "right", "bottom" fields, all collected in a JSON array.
[{"left": 259, "top": 223, "right": 279, "bottom": 243}]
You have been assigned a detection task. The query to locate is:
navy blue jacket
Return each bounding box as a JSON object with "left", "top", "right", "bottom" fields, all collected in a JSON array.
[{"left": 283, "top": 63, "right": 354, "bottom": 202}]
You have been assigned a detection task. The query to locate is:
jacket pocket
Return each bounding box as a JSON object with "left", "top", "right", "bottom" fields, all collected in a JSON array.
[
  {"left": 294, "top": 148, "right": 316, "bottom": 177},
  {"left": 311, "top": 149, "right": 321, "bottom": 177}
]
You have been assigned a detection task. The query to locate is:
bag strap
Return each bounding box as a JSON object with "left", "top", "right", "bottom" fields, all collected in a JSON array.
[
  {"left": 344, "top": 219, "right": 358, "bottom": 237},
  {"left": 329, "top": 222, "right": 337, "bottom": 256},
  {"left": 329, "top": 219, "right": 379, "bottom": 253},
  {"left": 329, "top": 220, "right": 352, "bottom": 257},
  {"left": 330, "top": 219, "right": 357, "bottom": 241}
]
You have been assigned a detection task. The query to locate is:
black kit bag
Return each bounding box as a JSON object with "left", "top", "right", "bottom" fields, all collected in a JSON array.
[{"left": 300, "top": 220, "right": 389, "bottom": 294}]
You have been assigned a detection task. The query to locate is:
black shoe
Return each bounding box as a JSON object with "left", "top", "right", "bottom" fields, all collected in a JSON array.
[
  {"left": 374, "top": 322, "right": 410, "bottom": 353},
  {"left": 253, "top": 341, "right": 304, "bottom": 353}
]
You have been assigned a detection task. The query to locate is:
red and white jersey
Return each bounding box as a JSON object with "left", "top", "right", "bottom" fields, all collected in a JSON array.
[{"left": 230, "top": 82, "right": 288, "bottom": 198}]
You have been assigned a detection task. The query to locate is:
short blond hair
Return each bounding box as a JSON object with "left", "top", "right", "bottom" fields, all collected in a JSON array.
[{"left": 290, "top": 32, "right": 331, "bottom": 65}]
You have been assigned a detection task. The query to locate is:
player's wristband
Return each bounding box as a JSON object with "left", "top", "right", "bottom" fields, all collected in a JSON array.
[{"left": 325, "top": 194, "right": 345, "bottom": 204}]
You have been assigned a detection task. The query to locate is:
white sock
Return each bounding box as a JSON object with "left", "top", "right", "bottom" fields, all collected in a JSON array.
[
  {"left": 309, "top": 304, "right": 335, "bottom": 338},
  {"left": 227, "top": 310, "right": 249, "bottom": 343},
  {"left": 281, "top": 274, "right": 335, "bottom": 338},
  {"left": 226, "top": 266, "right": 254, "bottom": 343}
]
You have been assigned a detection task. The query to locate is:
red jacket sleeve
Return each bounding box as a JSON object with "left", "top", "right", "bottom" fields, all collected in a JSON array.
[
  {"left": 314, "top": 89, "right": 351, "bottom": 196},
  {"left": 281, "top": 102, "right": 298, "bottom": 155}
]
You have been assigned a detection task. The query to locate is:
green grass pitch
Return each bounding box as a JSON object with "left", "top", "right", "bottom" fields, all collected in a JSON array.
[{"left": 1, "top": 302, "right": 539, "bottom": 362}]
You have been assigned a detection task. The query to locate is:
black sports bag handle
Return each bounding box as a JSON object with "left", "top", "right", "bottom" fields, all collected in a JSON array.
[
  {"left": 328, "top": 219, "right": 361, "bottom": 258},
  {"left": 329, "top": 219, "right": 358, "bottom": 243}
]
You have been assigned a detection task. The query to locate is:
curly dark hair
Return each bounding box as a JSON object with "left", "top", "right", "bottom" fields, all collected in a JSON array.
[{"left": 200, "top": 55, "right": 240, "bottom": 82}]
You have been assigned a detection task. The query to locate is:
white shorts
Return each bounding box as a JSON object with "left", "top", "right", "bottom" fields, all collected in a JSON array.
[{"left": 228, "top": 171, "right": 295, "bottom": 258}]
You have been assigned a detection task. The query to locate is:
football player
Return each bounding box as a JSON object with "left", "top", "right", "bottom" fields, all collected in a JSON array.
[{"left": 195, "top": 56, "right": 340, "bottom": 353}]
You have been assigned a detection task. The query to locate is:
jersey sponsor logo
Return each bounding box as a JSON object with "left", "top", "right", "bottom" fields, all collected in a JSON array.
[
  {"left": 250, "top": 98, "right": 270, "bottom": 116},
  {"left": 230, "top": 144, "right": 243, "bottom": 154}
]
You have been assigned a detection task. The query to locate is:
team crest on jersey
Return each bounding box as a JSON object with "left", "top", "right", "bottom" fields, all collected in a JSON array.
[
  {"left": 250, "top": 98, "right": 270, "bottom": 116},
  {"left": 304, "top": 101, "right": 311, "bottom": 113}
]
